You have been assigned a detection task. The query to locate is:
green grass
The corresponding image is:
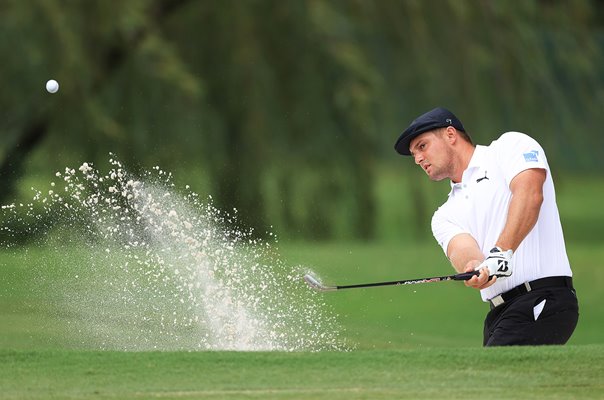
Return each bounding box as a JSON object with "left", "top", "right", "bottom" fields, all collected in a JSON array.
[
  {"left": 1, "top": 241, "right": 603, "bottom": 398},
  {"left": 2, "top": 172, "right": 604, "bottom": 399},
  {"left": 2, "top": 346, "right": 603, "bottom": 399},
  {"left": 5, "top": 241, "right": 602, "bottom": 350}
]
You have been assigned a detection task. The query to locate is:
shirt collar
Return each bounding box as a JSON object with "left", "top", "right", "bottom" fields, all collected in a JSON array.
[
  {"left": 448, "top": 145, "right": 487, "bottom": 191},
  {"left": 467, "top": 145, "right": 487, "bottom": 170}
]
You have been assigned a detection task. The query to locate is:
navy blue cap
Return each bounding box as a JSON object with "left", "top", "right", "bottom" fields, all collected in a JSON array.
[{"left": 394, "top": 107, "right": 466, "bottom": 155}]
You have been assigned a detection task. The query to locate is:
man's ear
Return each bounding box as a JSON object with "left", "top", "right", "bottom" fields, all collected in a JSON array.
[{"left": 444, "top": 126, "right": 457, "bottom": 145}]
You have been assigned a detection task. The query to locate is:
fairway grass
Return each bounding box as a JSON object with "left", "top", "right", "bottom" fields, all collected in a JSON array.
[
  {"left": 2, "top": 239, "right": 603, "bottom": 399},
  {"left": 2, "top": 241, "right": 603, "bottom": 350},
  {"left": 1, "top": 345, "right": 603, "bottom": 399}
]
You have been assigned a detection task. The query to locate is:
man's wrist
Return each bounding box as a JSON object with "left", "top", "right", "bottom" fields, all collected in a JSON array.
[
  {"left": 492, "top": 245, "right": 513, "bottom": 253},
  {"left": 490, "top": 245, "right": 514, "bottom": 260}
]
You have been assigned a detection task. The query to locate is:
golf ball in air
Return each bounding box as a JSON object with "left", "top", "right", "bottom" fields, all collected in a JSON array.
[{"left": 46, "top": 79, "right": 59, "bottom": 93}]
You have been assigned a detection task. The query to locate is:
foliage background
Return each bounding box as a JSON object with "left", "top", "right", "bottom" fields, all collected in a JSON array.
[{"left": 2, "top": 0, "right": 604, "bottom": 242}]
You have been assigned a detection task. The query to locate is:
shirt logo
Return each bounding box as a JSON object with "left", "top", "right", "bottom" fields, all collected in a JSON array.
[
  {"left": 523, "top": 150, "right": 539, "bottom": 162},
  {"left": 476, "top": 171, "right": 489, "bottom": 183}
]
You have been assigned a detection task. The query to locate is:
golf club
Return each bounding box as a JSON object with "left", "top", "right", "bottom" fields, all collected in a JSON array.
[{"left": 303, "top": 270, "right": 480, "bottom": 292}]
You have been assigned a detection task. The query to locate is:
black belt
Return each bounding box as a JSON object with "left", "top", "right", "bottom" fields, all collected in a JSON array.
[{"left": 489, "top": 276, "right": 573, "bottom": 309}]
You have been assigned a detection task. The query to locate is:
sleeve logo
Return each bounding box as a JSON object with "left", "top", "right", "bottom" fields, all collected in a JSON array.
[{"left": 523, "top": 150, "right": 539, "bottom": 162}]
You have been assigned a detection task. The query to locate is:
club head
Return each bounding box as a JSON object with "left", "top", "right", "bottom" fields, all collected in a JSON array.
[{"left": 303, "top": 274, "right": 337, "bottom": 292}]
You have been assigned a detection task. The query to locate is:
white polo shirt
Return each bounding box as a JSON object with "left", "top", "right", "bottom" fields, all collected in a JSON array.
[{"left": 431, "top": 131, "right": 572, "bottom": 302}]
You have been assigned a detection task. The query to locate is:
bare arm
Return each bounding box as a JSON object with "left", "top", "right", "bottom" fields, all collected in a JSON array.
[
  {"left": 447, "top": 233, "right": 484, "bottom": 273},
  {"left": 495, "top": 168, "right": 546, "bottom": 251},
  {"left": 447, "top": 233, "right": 494, "bottom": 289}
]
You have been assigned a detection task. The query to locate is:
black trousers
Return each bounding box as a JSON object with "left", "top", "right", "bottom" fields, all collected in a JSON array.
[{"left": 483, "top": 286, "right": 579, "bottom": 346}]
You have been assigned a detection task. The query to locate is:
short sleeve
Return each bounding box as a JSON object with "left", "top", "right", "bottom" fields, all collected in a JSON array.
[
  {"left": 431, "top": 206, "right": 468, "bottom": 257},
  {"left": 494, "top": 132, "right": 548, "bottom": 187}
]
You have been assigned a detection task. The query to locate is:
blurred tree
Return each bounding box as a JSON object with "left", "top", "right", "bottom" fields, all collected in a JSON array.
[
  {"left": 1, "top": 0, "right": 604, "bottom": 241},
  {"left": 0, "top": 0, "right": 196, "bottom": 199}
]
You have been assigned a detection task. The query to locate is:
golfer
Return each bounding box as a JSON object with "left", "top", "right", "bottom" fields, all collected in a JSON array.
[{"left": 394, "top": 107, "right": 579, "bottom": 346}]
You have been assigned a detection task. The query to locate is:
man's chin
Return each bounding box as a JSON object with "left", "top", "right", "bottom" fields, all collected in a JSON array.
[{"left": 427, "top": 173, "right": 446, "bottom": 182}]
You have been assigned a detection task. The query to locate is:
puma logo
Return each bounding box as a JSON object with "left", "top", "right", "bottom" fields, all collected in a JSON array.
[{"left": 476, "top": 171, "right": 489, "bottom": 183}]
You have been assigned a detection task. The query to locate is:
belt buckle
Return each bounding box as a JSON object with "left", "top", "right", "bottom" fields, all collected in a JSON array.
[{"left": 490, "top": 295, "right": 505, "bottom": 308}]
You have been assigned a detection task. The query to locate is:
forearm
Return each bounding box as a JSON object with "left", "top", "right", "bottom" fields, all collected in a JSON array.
[{"left": 447, "top": 233, "right": 485, "bottom": 273}]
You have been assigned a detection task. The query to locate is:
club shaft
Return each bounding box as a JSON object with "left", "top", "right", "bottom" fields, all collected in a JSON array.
[{"left": 333, "top": 271, "right": 479, "bottom": 290}]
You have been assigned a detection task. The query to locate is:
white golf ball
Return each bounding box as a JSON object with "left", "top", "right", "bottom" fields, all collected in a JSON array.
[{"left": 46, "top": 79, "right": 59, "bottom": 94}]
